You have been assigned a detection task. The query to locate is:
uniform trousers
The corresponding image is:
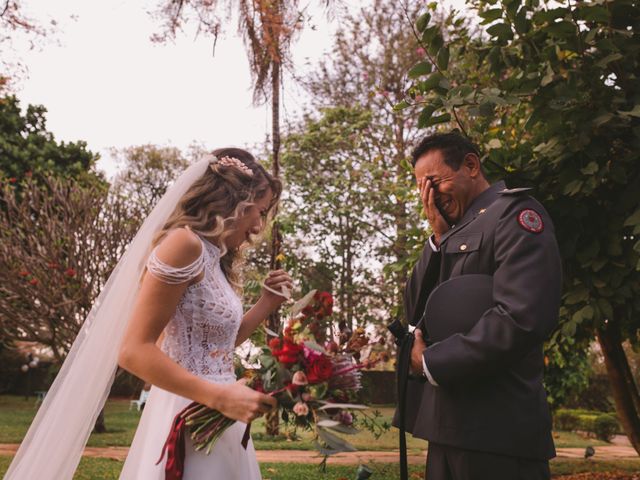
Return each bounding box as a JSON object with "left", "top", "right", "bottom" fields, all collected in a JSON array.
[{"left": 425, "top": 442, "right": 551, "bottom": 480}]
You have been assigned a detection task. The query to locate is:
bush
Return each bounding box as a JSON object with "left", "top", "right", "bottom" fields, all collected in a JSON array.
[
  {"left": 554, "top": 409, "right": 580, "bottom": 431},
  {"left": 594, "top": 414, "right": 619, "bottom": 442}
]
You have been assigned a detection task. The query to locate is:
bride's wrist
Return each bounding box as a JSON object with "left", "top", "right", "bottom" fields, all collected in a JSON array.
[
  {"left": 199, "top": 381, "right": 225, "bottom": 410},
  {"left": 258, "top": 294, "right": 283, "bottom": 312}
]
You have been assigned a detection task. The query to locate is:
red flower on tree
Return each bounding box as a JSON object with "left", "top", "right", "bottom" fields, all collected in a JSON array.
[
  {"left": 29, "top": 278, "right": 39, "bottom": 286},
  {"left": 64, "top": 267, "right": 77, "bottom": 277},
  {"left": 19, "top": 270, "right": 30, "bottom": 277}
]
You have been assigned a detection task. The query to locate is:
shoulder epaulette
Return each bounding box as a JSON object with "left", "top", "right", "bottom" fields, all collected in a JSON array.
[{"left": 498, "top": 187, "right": 532, "bottom": 195}]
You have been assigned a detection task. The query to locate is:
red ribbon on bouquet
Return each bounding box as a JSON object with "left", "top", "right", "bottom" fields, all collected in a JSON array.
[{"left": 156, "top": 410, "right": 187, "bottom": 480}]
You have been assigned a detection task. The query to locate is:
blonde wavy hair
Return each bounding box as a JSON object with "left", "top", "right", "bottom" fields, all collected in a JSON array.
[{"left": 151, "top": 148, "right": 282, "bottom": 290}]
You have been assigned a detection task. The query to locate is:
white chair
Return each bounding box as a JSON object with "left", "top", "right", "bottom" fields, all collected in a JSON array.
[{"left": 129, "top": 389, "right": 150, "bottom": 411}]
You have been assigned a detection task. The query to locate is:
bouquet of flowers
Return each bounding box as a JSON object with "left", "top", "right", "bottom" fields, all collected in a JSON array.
[
  {"left": 157, "top": 290, "right": 386, "bottom": 479},
  {"left": 249, "top": 290, "right": 387, "bottom": 457}
]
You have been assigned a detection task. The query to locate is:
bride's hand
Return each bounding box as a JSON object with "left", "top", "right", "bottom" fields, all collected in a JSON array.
[
  {"left": 261, "top": 269, "right": 293, "bottom": 308},
  {"left": 213, "top": 380, "right": 277, "bottom": 423}
]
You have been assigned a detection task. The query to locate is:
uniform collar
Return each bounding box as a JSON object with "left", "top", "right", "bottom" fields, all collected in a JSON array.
[{"left": 439, "top": 180, "right": 506, "bottom": 245}]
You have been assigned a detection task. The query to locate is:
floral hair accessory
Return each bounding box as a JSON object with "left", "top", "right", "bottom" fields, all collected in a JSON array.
[{"left": 212, "top": 155, "right": 254, "bottom": 177}]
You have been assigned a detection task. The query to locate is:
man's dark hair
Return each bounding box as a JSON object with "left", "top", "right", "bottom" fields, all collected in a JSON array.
[{"left": 411, "top": 131, "right": 481, "bottom": 170}]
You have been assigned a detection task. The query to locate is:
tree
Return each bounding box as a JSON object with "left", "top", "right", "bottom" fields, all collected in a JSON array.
[
  {"left": 283, "top": 107, "right": 388, "bottom": 331},
  {"left": 0, "top": 1, "right": 55, "bottom": 84},
  {"left": 0, "top": 95, "right": 100, "bottom": 184},
  {"left": 406, "top": 0, "right": 640, "bottom": 452},
  {"left": 300, "top": 0, "right": 427, "bottom": 325},
  {"left": 111, "top": 144, "right": 191, "bottom": 216},
  {"left": 0, "top": 178, "right": 142, "bottom": 362}
]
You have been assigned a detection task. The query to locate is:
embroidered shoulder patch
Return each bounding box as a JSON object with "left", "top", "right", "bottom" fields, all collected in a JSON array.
[{"left": 518, "top": 209, "right": 544, "bottom": 233}]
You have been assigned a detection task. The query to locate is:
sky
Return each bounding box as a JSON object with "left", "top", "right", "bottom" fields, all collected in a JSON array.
[
  {"left": 7, "top": 0, "right": 467, "bottom": 179},
  {"left": 8, "top": 0, "right": 339, "bottom": 178}
]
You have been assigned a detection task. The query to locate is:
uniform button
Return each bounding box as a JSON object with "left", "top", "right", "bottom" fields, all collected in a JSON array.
[{"left": 459, "top": 244, "right": 467, "bottom": 251}]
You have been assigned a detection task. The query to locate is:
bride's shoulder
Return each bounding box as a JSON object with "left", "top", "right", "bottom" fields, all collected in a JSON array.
[{"left": 153, "top": 228, "right": 204, "bottom": 268}]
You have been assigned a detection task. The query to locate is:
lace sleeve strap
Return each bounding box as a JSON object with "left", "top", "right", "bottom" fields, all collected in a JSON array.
[{"left": 146, "top": 239, "right": 205, "bottom": 285}]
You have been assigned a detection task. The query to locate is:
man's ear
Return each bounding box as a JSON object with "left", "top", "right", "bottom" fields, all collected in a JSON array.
[{"left": 463, "top": 153, "right": 481, "bottom": 178}]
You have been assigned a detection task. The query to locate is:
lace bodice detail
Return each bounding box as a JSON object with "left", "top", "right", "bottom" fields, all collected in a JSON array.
[{"left": 148, "top": 236, "right": 242, "bottom": 383}]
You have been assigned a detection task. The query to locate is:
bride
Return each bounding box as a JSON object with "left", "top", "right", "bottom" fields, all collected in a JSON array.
[{"left": 5, "top": 148, "right": 292, "bottom": 480}]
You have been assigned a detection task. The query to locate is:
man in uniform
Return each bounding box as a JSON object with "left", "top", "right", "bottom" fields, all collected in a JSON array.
[{"left": 401, "top": 132, "right": 562, "bottom": 479}]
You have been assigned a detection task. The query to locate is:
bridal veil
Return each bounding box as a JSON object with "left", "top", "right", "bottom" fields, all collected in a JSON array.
[{"left": 5, "top": 158, "right": 210, "bottom": 479}]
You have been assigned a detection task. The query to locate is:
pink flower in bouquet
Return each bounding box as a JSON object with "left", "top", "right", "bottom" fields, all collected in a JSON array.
[
  {"left": 338, "top": 411, "right": 353, "bottom": 426},
  {"left": 305, "top": 354, "right": 333, "bottom": 384},
  {"left": 293, "top": 401, "right": 309, "bottom": 417},
  {"left": 292, "top": 371, "right": 308, "bottom": 386},
  {"left": 303, "top": 344, "right": 322, "bottom": 362},
  {"left": 324, "top": 340, "right": 339, "bottom": 354}
]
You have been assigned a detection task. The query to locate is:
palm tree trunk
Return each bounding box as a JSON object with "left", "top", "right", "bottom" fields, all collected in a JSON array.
[{"left": 266, "top": 53, "right": 282, "bottom": 438}]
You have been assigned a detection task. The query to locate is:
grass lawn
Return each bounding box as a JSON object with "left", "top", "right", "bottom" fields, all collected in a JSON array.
[
  {"left": 0, "top": 395, "right": 610, "bottom": 452},
  {"left": 1, "top": 455, "right": 639, "bottom": 479}
]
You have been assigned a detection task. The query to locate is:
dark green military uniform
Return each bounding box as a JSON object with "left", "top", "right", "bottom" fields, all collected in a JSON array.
[{"left": 401, "top": 181, "right": 562, "bottom": 479}]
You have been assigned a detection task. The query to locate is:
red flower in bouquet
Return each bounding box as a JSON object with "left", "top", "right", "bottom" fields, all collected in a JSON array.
[
  {"left": 302, "top": 291, "right": 333, "bottom": 319},
  {"left": 305, "top": 353, "right": 333, "bottom": 384},
  {"left": 269, "top": 337, "right": 303, "bottom": 365}
]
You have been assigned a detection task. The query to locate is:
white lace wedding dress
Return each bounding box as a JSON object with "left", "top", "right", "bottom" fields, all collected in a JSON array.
[{"left": 119, "top": 236, "right": 261, "bottom": 479}]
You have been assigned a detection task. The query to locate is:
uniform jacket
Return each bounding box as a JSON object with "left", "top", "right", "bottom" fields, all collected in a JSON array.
[{"left": 398, "top": 180, "right": 562, "bottom": 460}]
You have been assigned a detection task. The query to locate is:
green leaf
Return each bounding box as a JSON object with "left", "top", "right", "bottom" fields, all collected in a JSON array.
[
  {"left": 565, "top": 287, "right": 588, "bottom": 305},
  {"left": 592, "top": 113, "right": 613, "bottom": 127},
  {"left": 486, "top": 23, "right": 514, "bottom": 41},
  {"left": 408, "top": 61, "right": 432, "bottom": 79},
  {"left": 624, "top": 208, "right": 640, "bottom": 227},
  {"left": 562, "top": 320, "right": 577, "bottom": 336},
  {"left": 479, "top": 8, "right": 503, "bottom": 24},
  {"left": 533, "top": 7, "right": 569, "bottom": 25},
  {"left": 303, "top": 340, "right": 327, "bottom": 354},
  {"left": 318, "top": 402, "right": 369, "bottom": 410},
  {"left": 264, "top": 326, "right": 279, "bottom": 337},
  {"left": 416, "top": 12, "right": 431, "bottom": 32},
  {"left": 479, "top": 102, "right": 495, "bottom": 117},
  {"left": 546, "top": 21, "right": 576, "bottom": 38},
  {"left": 514, "top": 7, "right": 529, "bottom": 34},
  {"left": 541, "top": 64, "right": 555, "bottom": 86},
  {"left": 563, "top": 179, "right": 583, "bottom": 196},
  {"left": 291, "top": 289, "right": 317, "bottom": 317},
  {"left": 619, "top": 105, "right": 640, "bottom": 118},
  {"left": 317, "top": 419, "right": 341, "bottom": 427},
  {"left": 316, "top": 428, "right": 358, "bottom": 453},
  {"left": 597, "top": 298, "right": 613, "bottom": 320},
  {"left": 436, "top": 46, "right": 450, "bottom": 71},
  {"left": 420, "top": 72, "right": 445, "bottom": 91},
  {"left": 577, "top": 5, "right": 609, "bottom": 23},
  {"left": 596, "top": 53, "right": 623, "bottom": 68},
  {"left": 422, "top": 26, "right": 439, "bottom": 44},
  {"left": 423, "top": 113, "right": 451, "bottom": 127},
  {"left": 327, "top": 423, "right": 360, "bottom": 435},
  {"left": 393, "top": 100, "right": 410, "bottom": 112},
  {"left": 428, "top": 33, "right": 444, "bottom": 56},
  {"left": 580, "top": 162, "right": 598, "bottom": 175},
  {"left": 417, "top": 105, "right": 437, "bottom": 128}
]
